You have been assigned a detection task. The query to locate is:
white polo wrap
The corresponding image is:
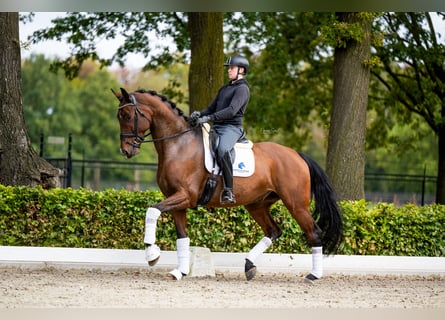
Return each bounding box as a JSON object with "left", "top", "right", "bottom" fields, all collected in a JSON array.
[
  {"left": 246, "top": 236, "right": 272, "bottom": 263},
  {"left": 311, "top": 246, "right": 323, "bottom": 278},
  {"left": 176, "top": 237, "right": 191, "bottom": 276},
  {"left": 144, "top": 207, "right": 161, "bottom": 245}
]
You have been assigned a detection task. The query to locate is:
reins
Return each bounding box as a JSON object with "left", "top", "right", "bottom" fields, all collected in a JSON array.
[{"left": 141, "top": 127, "right": 196, "bottom": 143}]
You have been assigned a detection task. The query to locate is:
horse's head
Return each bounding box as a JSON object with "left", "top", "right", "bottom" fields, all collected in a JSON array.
[{"left": 112, "top": 87, "right": 152, "bottom": 158}]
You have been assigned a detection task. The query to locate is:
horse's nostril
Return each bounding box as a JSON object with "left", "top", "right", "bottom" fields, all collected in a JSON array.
[{"left": 120, "top": 148, "right": 128, "bottom": 156}]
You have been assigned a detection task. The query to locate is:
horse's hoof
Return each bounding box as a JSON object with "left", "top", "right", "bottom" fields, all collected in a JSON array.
[
  {"left": 148, "top": 256, "right": 160, "bottom": 266},
  {"left": 245, "top": 266, "right": 257, "bottom": 281},
  {"left": 244, "top": 258, "right": 257, "bottom": 281},
  {"left": 303, "top": 273, "right": 319, "bottom": 284},
  {"left": 145, "top": 244, "right": 161, "bottom": 266},
  {"left": 168, "top": 268, "right": 184, "bottom": 280}
]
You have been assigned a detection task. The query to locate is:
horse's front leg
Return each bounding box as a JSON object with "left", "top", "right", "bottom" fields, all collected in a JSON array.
[
  {"left": 144, "top": 206, "right": 162, "bottom": 267},
  {"left": 143, "top": 191, "right": 193, "bottom": 280}
]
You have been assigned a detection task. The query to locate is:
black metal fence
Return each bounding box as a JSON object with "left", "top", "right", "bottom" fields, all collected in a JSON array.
[
  {"left": 44, "top": 156, "right": 436, "bottom": 206},
  {"left": 41, "top": 133, "right": 159, "bottom": 190},
  {"left": 364, "top": 172, "right": 436, "bottom": 205}
]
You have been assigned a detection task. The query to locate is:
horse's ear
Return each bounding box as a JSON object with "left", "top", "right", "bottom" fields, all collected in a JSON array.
[
  {"left": 111, "top": 88, "right": 121, "bottom": 101},
  {"left": 120, "top": 88, "right": 131, "bottom": 102}
]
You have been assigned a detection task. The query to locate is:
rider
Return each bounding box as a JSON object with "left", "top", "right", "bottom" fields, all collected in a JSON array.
[{"left": 190, "top": 54, "right": 250, "bottom": 204}]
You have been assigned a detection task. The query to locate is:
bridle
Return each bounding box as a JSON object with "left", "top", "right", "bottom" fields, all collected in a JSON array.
[
  {"left": 118, "top": 93, "right": 195, "bottom": 148},
  {"left": 118, "top": 94, "right": 151, "bottom": 148}
]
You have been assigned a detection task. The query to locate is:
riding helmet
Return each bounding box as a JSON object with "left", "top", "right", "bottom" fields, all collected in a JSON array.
[{"left": 224, "top": 54, "right": 249, "bottom": 74}]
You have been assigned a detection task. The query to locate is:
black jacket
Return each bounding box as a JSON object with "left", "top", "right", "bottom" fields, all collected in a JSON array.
[{"left": 200, "top": 78, "right": 250, "bottom": 127}]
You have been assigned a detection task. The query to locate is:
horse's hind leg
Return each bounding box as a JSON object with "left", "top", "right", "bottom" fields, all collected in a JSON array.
[
  {"left": 284, "top": 200, "right": 324, "bottom": 282},
  {"left": 244, "top": 198, "right": 282, "bottom": 281},
  {"left": 168, "top": 209, "right": 190, "bottom": 280}
]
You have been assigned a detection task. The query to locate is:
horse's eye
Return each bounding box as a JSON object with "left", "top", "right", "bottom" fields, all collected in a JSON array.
[{"left": 118, "top": 110, "right": 132, "bottom": 121}]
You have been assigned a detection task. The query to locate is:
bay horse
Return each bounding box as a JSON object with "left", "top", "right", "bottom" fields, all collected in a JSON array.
[{"left": 113, "top": 87, "right": 343, "bottom": 282}]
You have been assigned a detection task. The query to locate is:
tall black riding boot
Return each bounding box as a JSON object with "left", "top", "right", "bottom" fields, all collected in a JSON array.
[{"left": 220, "top": 151, "right": 235, "bottom": 204}]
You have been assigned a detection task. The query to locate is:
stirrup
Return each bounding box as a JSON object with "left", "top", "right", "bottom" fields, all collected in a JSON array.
[{"left": 220, "top": 189, "right": 236, "bottom": 204}]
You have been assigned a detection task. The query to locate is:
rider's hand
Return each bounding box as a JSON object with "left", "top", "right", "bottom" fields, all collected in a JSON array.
[
  {"left": 197, "top": 115, "right": 211, "bottom": 124},
  {"left": 190, "top": 111, "right": 200, "bottom": 120}
]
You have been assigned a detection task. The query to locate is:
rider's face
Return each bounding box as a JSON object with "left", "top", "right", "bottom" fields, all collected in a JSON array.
[{"left": 228, "top": 65, "right": 240, "bottom": 80}]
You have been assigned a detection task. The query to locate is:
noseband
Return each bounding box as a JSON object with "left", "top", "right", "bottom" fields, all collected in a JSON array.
[{"left": 118, "top": 93, "right": 196, "bottom": 148}]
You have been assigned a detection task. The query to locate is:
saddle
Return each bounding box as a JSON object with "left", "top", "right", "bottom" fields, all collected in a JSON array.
[
  {"left": 197, "top": 124, "right": 255, "bottom": 206},
  {"left": 202, "top": 124, "right": 255, "bottom": 177}
]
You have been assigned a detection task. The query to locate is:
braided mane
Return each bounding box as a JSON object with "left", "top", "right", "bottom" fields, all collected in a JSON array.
[{"left": 135, "top": 89, "right": 187, "bottom": 119}]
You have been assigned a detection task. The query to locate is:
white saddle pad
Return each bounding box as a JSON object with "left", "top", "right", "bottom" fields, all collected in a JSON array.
[{"left": 202, "top": 124, "right": 255, "bottom": 177}]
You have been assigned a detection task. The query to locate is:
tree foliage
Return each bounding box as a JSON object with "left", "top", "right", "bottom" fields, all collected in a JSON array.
[
  {"left": 29, "top": 12, "right": 189, "bottom": 78},
  {"left": 27, "top": 12, "right": 223, "bottom": 110},
  {"left": 22, "top": 55, "right": 123, "bottom": 160},
  {"left": 22, "top": 54, "right": 80, "bottom": 155},
  {"left": 21, "top": 55, "right": 162, "bottom": 187},
  {"left": 225, "top": 12, "right": 334, "bottom": 150},
  {"left": 371, "top": 12, "right": 445, "bottom": 203}
]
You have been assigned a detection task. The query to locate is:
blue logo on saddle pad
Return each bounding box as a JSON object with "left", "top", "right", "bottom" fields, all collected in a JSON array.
[{"left": 238, "top": 162, "right": 246, "bottom": 169}]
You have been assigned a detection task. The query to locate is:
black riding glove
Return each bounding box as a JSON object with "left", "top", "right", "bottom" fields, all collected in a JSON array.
[
  {"left": 197, "top": 115, "right": 211, "bottom": 125},
  {"left": 190, "top": 111, "right": 201, "bottom": 120}
]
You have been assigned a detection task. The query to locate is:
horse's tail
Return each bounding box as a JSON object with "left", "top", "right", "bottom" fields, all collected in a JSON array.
[{"left": 298, "top": 152, "right": 343, "bottom": 254}]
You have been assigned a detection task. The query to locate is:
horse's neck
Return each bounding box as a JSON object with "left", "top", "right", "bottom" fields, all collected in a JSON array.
[
  {"left": 151, "top": 109, "right": 197, "bottom": 157},
  {"left": 156, "top": 128, "right": 202, "bottom": 165},
  {"left": 149, "top": 104, "right": 184, "bottom": 136}
]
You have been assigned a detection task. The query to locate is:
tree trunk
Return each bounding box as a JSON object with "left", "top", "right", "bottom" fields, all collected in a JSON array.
[
  {"left": 326, "top": 12, "right": 371, "bottom": 200},
  {"left": 188, "top": 13, "right": 224, "bottom": 112},
  {"left": 436, "top": 115, "right": 445, "bottom": 204},
  {"left": 0, "top": 12, "right": 60, "bottom": 188}
]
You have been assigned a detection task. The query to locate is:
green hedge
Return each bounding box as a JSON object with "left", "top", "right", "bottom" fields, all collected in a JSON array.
[{"left": 0, "top": 185, "right": 444, "bottom": 256}]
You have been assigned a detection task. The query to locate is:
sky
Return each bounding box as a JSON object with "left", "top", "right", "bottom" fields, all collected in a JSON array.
[{"left": 19, "top": 12, "right": 149, "bottom": 70}]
